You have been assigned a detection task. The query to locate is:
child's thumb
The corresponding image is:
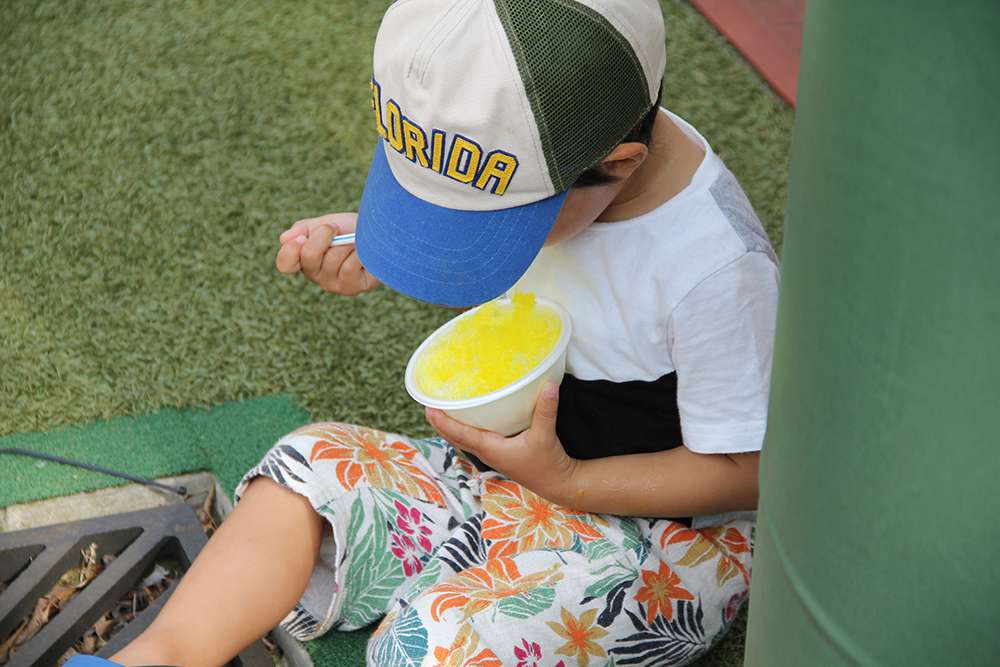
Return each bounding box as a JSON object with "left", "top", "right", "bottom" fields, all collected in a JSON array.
[{"left": 530, "top": 382, "right": 560, "bottom": 432}]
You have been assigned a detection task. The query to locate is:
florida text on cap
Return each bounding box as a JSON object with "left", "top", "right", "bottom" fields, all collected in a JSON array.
[{"left": 355, "top": 0, "right": 667, "bottom": 307}]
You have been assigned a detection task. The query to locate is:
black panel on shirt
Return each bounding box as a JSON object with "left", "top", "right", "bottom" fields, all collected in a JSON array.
[
  {"left": 555, "top": 372, "right": 690, "bottom": 526},
  {"left": 556, "top": 373, "right": 684, "bottom": 461},
  {"left": 461, "top": 372, "right": 691, "bottom": 526}
]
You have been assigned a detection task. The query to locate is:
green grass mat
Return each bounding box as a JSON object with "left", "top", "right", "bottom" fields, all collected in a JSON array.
[
  {"left": 305, "top": 626, "right": 374, "bottom": 667},
  {"left": 0, "top": 395, "right": 309, "bottom": 506}
]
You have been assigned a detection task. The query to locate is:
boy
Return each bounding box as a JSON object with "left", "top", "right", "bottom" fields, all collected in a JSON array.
[{"left": 92, "top": 1, "right": 778, "bottom": 666}]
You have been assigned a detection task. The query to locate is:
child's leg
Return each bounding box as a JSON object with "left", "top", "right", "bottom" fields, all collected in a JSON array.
[
  {"left": 112, "top": 423, "right": 479, "bottom": 667},
  {"left": 110, "top": 476, "right": 325, "bottom": 667}
]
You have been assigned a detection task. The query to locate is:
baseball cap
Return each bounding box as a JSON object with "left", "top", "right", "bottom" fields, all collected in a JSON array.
[{"left": 355, "top": 0, "right": 667, "bottom": 307}]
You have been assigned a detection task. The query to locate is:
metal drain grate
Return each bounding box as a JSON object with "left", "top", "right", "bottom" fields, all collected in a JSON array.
[{"left": 0, "top": 503, "right": 272, "bottom": 667}]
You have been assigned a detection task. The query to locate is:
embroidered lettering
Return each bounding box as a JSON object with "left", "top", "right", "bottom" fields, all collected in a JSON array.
[
  {"left": 402, "top": 119, "right": 429, "bottom": 167},
  {"left": 371, "top": 77, "right": 519, "bottom": 196},
  {"left": 384, "top": 100, "right": 405, "bottom": 152},
  {"left": 430, "top": 130, "right": 446, "bottom": 173},
  {"left": 445, "top": 136, "right": 482, "bottom": 184},
  {"left": 475, "top": 150, "right": 518, "bottom": 195},
  {"left": 371, "top": 80, "right": 387, "bottom": 140}
]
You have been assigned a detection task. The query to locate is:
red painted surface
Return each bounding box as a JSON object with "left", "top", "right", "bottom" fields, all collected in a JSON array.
[{"left": 687, "top": 0, "right": 805, "bottom": 107}]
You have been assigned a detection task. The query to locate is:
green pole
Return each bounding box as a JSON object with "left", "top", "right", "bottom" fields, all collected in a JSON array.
[{"left": 744, "top": 2, "right": 1000, "bottom": 666}]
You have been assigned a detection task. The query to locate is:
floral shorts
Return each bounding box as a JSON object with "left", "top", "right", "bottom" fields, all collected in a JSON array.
[{"left": 235, "top": 422, "right": 754, "bottom": 667}]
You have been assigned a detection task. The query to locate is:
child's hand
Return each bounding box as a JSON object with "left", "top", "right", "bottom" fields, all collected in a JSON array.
[
  {"left": 275, "top": 213, "right": 381, "bottom": 296},
  {"left": 425, "top": 382, "right": 577, "bottom": 502}
]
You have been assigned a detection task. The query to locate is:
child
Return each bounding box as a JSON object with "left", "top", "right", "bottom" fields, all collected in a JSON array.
[{"left": 88, "top": 1, "right": 779, "bottom": 666}]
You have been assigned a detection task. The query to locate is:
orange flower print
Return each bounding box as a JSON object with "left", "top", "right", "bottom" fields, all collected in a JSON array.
[
  {"left": 546, "top": 607, "right": 609, "bottom": 667},
  {"left": 432, "top": 625, "right": 502, "bottom": 667},
  {"left": 480, "top": 479, "right": 607, "bottom": 559},
  {"left": 428, "top": 557, "right": 563, "bottom": 623},
  {"left": 661, "top": 523, "right": 752, "bottom": 586},
  {"left": 634, "top": 561, "right": 694, "bottom": 624},
  {"left": 301, "top": 424, "right": 447, "bottom": 508}
]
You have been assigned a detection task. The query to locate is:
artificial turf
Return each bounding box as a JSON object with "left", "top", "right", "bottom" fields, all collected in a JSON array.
[
  {"left": 1, "top": 0, "right": 793, "bottom": 664},
  {"left": 0, "top": 395, "right": 309, "bottom": 505}
]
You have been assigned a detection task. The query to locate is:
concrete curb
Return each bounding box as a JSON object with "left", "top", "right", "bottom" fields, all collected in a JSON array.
[{"left": 0, "top": 472, "right": 229, "bottom": 533}]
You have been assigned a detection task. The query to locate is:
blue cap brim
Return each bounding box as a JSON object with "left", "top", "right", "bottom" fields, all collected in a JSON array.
[{"left": 355, "top": 141, "right": 568, "bottom": 308}]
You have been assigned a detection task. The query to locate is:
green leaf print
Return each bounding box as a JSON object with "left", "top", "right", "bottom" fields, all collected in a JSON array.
[
  {"left": 495, "top": 585, "right": 556, "bottom": 620},
  {"left": 580, "top": 536, "right": 620, "bottom": 562},
  {"left": 340, "top": 495, "right": 406, "bottom": 627},
  {"left": 368, "top": 604, "right": 429, "bottom": 667},
  {"left": 583, "top": 572, "right": 627, "bottom": 602},
  {"left": 582, "top": 562, "right": 639, "bottom": 602},
  {"left": 403, "top": 558, "right": 445, "bottom": 601},
  {"left": 620, "top": 517, "right": 648, "bottom": 562},
  {"left": 344, "top": 489, "right": 374, "bottom": 545}
]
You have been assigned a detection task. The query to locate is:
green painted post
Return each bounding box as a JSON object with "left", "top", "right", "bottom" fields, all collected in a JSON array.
[{"left": 743, "top": 1, "right": 1000, "bottom": 666}]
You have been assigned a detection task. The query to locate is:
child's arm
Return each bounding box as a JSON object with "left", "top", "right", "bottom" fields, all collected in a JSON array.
[
  {"left": 276, "top": 213, "right": 382, "bottom": 295},
  {"left": 425, "top": 382, "right": 759, "bottom": 518}
]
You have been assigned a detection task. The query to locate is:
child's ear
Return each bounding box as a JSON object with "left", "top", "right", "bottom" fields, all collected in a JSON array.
[{"left": 597, "top": 142, "right": 649, "bottom": 182}]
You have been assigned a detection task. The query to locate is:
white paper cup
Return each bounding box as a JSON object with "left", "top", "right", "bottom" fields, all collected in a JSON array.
[{"left": 405, "top": 297, "right": 572, "bottom": 436}]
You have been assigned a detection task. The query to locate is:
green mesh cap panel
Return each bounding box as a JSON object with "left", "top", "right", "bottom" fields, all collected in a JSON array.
[{"left": 493, "top": 0, "right": 652, "bottom": 191}]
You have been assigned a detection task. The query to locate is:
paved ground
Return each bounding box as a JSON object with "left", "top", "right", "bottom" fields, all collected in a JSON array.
[{"left": 689, "top": 0, "right": 804, "bottom": 106}]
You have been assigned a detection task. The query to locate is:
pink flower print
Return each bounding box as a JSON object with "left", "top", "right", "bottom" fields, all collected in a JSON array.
[
  {"left": 512, "top": 640, "right": 565, "bottom": 667},
  {"left": 390, "top": 531, "right": 423, "bottom": 577},
  {"left": 514, "top": 639, "right": 542, "bottom": 667},
  {"left": 725, "top": 589, "right": 749, "bottom": 622},
  {"left": 514, "top": 639, "right": 541, "bottom": 667},
  {"left": 394, "top": 500, "right": 434, "bottom": 552}
]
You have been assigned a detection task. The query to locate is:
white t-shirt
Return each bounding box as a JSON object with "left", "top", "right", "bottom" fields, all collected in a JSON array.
[{"left": 510, "top": 111, "right": 779, "bottom": 456}]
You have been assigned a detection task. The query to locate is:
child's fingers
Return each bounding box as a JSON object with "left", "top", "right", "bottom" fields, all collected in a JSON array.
[
  {"left": 298, "top": 224, "right": 339, "bottom": 278},
  {"left": 426, "top": 407, "right": 469, "bottom": 442},
  {"left": 276, "top": 212, "right": 375, "bottom": 295},
  {"left": 278, "top": 213, "right": 340, "bottom": 244},
  {"left": 425, "top": 408, "right": 493, "bottom": 455},
  {"left": 278, "top": 219, "right": 314, "bottom": 244},
  {"left": 275, "top": 237, "right": 306, "bottom": 274},
  {"left": 334, "top": 251, "right": 382, "bottom": 296}
]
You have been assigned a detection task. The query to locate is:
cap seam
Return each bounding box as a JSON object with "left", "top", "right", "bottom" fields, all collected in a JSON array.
[
  {"left": 491, "top": 0, "right": 558, "bottom": 189},
  {"left": 583, "top": 0, "right": 658, "bottom": 96},
  {"left": 566, "top": 0, "right": 648, "bottom": 93},
  {"left": 486, "top": 0, "right": 553, "bottom": 197},
  {"left": 412, "top": 1, "right": 477, "bottom": 84},
  {"left": 495, "top": 0, "right": 650, "bottom": 190},
  {"left": 387, "top": 0, "right": 429, "bottom": 79}
]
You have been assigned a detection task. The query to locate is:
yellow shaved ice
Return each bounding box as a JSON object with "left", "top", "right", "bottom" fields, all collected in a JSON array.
[{"left": 415, "top": 292, "right": 561, "bottom": 400}]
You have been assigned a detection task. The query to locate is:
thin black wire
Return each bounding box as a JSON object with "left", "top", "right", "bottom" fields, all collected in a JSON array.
[{"left": 0, "top": 448, "right": 187, "bottom": 495}]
